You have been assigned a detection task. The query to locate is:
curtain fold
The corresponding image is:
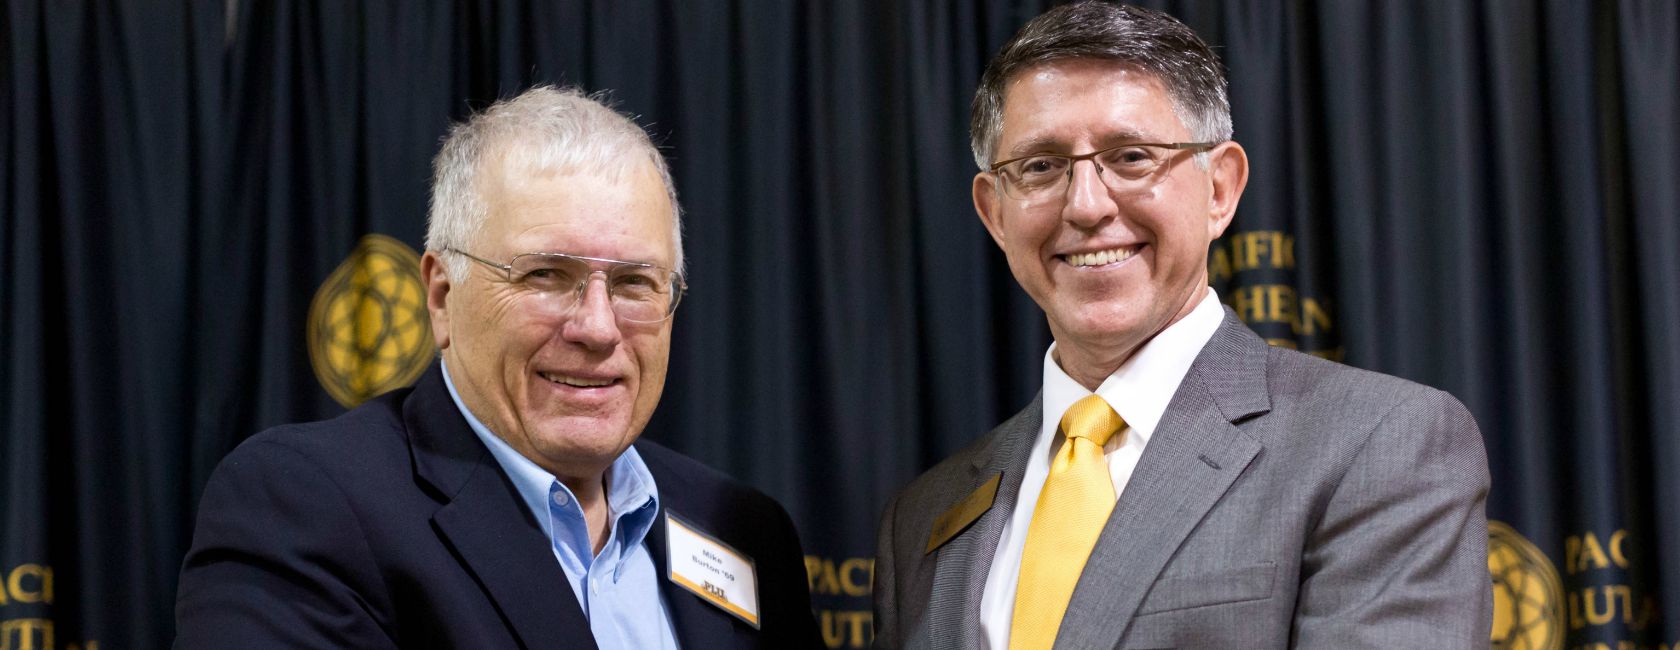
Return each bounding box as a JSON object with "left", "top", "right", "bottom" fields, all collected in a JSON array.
[{"left": 4, "top": 1, "right": 1676, "bottom": 646}]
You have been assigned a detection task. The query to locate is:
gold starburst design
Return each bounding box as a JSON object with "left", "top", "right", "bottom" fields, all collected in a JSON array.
[
  {"left": 308, "top": 234, "right": 433, "bottom": 407},
  {"left": 1489, "top": 521, "right": 1565, "bottom": 650}
]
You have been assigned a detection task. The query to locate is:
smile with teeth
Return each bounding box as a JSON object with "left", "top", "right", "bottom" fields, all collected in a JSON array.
[
  {"left": 539, "top": 372, "right": 616, "bottom": 388},
  {"left": 1062, "top": 246, "right": 1139, "bottom": 268}
]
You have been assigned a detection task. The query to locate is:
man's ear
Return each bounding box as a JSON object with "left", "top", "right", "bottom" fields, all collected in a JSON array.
[
  {"left": 1206, "top": 141, "right": 1250, "bottom": 240},
  {"left": 420, "top": 251, "right": 452, "bottom": 350},
  {"left": 973, "top": 172, "right": 1009, "bottom": 250}
]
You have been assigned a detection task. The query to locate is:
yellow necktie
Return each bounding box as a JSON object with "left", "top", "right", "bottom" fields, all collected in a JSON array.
[{"left": 1009, "top": 394, "right": 1124, "bottom": 650}]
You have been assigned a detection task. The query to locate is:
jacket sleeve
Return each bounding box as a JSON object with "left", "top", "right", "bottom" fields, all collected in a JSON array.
[
  {"left": 175, "top": 438, "right": 398, "bottom": 649},
  {"left": 871, "top": 493, "right": 900, "bottom": 650},
  {"left": 1291, "top": 388, "right": 1492, "bottom": 646},
  {"left": 758, "top": 494, "right": 825, "bottom": 649}
]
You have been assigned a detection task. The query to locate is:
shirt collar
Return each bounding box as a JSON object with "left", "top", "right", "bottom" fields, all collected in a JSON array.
[
  {"left": 600, "top": 444, "right": 660, "bottom": 551},
  {"left": 440, "top": 359, "right": 661, "bottom": 547},
  {"left": 1042, "top": 288, "right": 1226, "bottom": 443}
]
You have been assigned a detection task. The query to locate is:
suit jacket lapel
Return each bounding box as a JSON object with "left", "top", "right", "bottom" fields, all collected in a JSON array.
[
  {"left": 918, "top": 394, "right": 1043, "bottom": 650},
  {"left": 405, "top": 363, "right": 598, "bottom": 650},
  {"left": 642, "top": 462, "right": 739, "bottom": 648},
  {"left": 1055, "top": 312, "right": 1271, "bottom": 649}
]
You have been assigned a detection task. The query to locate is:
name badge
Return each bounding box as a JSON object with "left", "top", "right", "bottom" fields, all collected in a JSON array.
[
  {"left": 665, "top": 512, "right": 760, "bottom": 629},
  {"left": 926, "top": 472, "right": 1002, "bottom": 554}
]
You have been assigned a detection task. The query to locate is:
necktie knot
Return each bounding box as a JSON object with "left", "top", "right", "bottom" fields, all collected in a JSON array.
[
  {"left": 1009, "top": 393, "right": 1126, "bottom": 649},
  {"left": 1059, "top": 394, "right": 1123, "bottom": 447}
]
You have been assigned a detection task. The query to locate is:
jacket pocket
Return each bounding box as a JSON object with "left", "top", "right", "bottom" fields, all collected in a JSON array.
[{"left": 1134, "top": 561, "right": 1276, "bottom": 616}]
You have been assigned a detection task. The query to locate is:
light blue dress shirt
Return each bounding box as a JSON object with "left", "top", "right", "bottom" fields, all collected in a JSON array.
[{"left": 442, "top": 361, "right": 681, "bottom": 649}]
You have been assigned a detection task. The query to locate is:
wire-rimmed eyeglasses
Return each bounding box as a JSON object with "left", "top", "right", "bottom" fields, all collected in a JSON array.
[
  {"left": 989, "top": 141, "right": 1219, "bottom": 201},
  {"left": 447, "top": 248, "right": 687, "bottom": 323}
]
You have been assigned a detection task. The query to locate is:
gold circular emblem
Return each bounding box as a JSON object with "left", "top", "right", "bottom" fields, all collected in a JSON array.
[
  {"left": 308, "top": 234, "right": 433, "bottom": 407},
  {"left": 1489, "top": 520, "right": 1565, "bottom": 650}
]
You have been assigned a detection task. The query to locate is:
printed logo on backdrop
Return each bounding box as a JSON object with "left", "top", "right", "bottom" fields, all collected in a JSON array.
[
  {"left": 308, "top": 234, "right": 434, "bottom": 407},
  {"left": 806, "top": 556, "right": 873, "bottom": 648},
  {"left": 1490, "top": 521, "right": 1565, "bottom": 650},
  {"left": 1487, "top": 521, "right": 1670, "bottom": 649},
  {"left": 1208, "top": 229, "right": 1341, "bottom": 360},
  {"left": 1559, "top": 527, "right": 1664, "bottom": 646},
  {"left": 0, "top": 563, "right": 99, "bottom": 649}
]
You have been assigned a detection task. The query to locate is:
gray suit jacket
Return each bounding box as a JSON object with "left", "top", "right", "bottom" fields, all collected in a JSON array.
[{"left": 873, "top": 312, "right": 1490, "bottom": 649}]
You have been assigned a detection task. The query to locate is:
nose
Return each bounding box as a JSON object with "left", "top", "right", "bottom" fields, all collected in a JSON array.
[
  {"left": 1060, "top": 158, "right": 1118, "bottom": 229},
  {"left": 560, "top": 272, "right": 623, "bottom": 350}
]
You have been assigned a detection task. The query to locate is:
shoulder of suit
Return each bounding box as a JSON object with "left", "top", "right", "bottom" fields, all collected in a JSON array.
[
  {"left": 631, "top": 440, "right": 806, "bottom": 558},
  {"left": 1260, "top": 344, "right": 1466, "bottom": 417},
  {"left": 224, "top": 387, "right": 415, "bottom": 478},
  {"left": 883, "top": 399, "right": 1027, "bottom": 515},
  {"left": 908, "top": 429, "right": 997, "bottom": 487},
  {"left": 633, "top": 439, "right": 781, "bottom": 509}
]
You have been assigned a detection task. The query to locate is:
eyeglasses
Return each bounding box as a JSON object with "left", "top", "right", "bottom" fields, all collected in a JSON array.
[
  {"left": 989, "top": 142, "right": 1219, "bottom": 201},
  {"left": 447, "top": 248, "right": 687, "bottom": 323}
]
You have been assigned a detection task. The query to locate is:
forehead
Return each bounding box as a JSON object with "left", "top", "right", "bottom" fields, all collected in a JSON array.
[
  {"left": 479, "top": 158, "right": 676, "bottom": 264},
  {"left": 996, "top": 59, "right": 1187, "bottom": 155}
]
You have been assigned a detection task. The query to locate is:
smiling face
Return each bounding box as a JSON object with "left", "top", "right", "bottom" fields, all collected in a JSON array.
[
  {"left": 423, "top": 157, "right": 676, "bottom": 483},
  {"left": 973, "top": 59, "right": 1247, "bottom": 387}
]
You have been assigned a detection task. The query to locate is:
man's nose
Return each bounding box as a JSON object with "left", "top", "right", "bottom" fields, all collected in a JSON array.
[
  {"left": 1061, "top": 159, "right": 1117, "bottom": 228},
  {"left": 561, "top": 273, "right": 623, "bottom": 349}
]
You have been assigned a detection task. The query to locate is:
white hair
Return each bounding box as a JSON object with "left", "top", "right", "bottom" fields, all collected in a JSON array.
[{"left": 425, "top": 85, "right": 685, "bottom": 282}]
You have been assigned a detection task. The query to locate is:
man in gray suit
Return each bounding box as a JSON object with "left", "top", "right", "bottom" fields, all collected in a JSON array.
[{"left": 873, "top": 3, "right": 1491, "bottom": 648}]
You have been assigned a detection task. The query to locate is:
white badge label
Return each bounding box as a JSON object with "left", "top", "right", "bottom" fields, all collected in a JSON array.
[{"left": 665, "top": 512, "right": 760, "bottom": 628}]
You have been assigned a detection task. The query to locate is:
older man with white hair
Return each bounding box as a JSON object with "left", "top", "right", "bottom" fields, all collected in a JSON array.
[{"left": 177, "top": 86, "right": 821, "bottom": 649}]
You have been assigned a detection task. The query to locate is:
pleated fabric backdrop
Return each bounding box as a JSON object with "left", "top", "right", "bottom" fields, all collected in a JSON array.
[{"left": 4, "top": 1, "right": 1676, "bottom": 647}]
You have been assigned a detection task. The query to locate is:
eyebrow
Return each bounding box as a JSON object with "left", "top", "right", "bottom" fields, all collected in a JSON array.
[{"left": 1003, "top": 129, "right": 1157, "bottom": 158}]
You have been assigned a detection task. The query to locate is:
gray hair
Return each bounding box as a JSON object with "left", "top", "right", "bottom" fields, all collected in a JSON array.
[
  {"left": 426, "top": 85, "right": 685, "bottom": 281},
  {"left": 969, "top": 1, "right": 1232, "bottom": 170}
]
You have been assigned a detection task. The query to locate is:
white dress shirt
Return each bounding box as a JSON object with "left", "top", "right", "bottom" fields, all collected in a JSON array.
[{"left": 978, "top": 289, "right": 1226, "bottom": 650}]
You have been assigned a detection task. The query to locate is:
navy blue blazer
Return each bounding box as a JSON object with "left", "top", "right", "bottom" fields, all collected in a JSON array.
[{"left": 176, "top": 363, "right": 821, "bottom": 649}]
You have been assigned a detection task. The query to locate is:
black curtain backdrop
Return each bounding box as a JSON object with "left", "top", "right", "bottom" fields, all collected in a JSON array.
[{"left": 4, "top": 1, "right": 1676, "bottom": 648}]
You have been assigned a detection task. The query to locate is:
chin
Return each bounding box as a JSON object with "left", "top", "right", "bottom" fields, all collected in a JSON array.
[
  {"left": 1062, "top": 298, "right": 1148, "bottom": 334},
  {"left": 531, "top": 416, "right": 637, "bottom": 464}
]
